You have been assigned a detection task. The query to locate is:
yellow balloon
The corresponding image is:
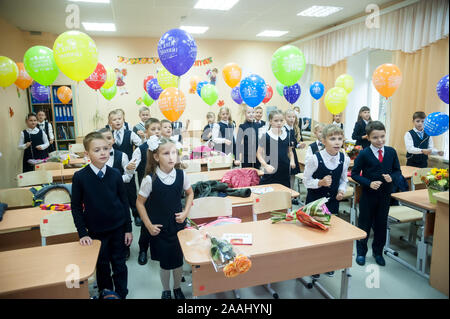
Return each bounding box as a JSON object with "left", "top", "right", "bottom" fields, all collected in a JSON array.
[
  {"left": 335, "top": 74, "right": 354, "bottom": 94},
  {"left": 157, "top": 67, "right": 178, "bottom": 90},
  {"left": 324, "top": 87, "right": 348, "bottom": 115},
  {"left": 101, "top": 67, "right": 115, "bottom": 89},
  {"left": 0, "top": 56, "right": 19, "bottom": 87},
  {"left": 53, "top": 31, "right": 98, "bottom": 81}
]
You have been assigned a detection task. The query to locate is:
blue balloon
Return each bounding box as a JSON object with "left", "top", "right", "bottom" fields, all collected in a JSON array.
[
  {"left": 424, "top": 112, "right": 449, "bottom": 136},
  {"left": 31, "top": 82, "right": 50, "bottom": 102},
  {"left": 239, "top": 74, "right": 266, "bottom": 107},
  {"left": 436, "top": 74, "right": 449, "bottom": 104},
  {"left": 157, "top": 28, "right": 198, "bottom": 76},
  {"left": 310, "top": 81, "right": 324, "bottom": 100},
  {"left": 146, "top": 78, "right": 163, "bottom": 100},
  {"left": 196, "top": 81, "right": 208, "bottom": 97},
  {"left": 283, "top": 83, "right": 301, "bottom": 104},
  {"left": 231, "top": 86, "right": 243, "bottom": 104}
]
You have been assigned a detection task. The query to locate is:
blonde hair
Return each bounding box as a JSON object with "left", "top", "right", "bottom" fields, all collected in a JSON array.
[
  {"left": 83, "top": 131, "right": 106, "bottom": 151},
  {"left": 321, "top": 124, "right": 344, "bottom": 140},
  {"left": 217, "top": 107, "right": 233, "bottom": 125},
  {"left": 206, "top": 112, "right": 215, "bottom": 119},
  {"left": 285, "top": 109, "right": 301, "bottom": 142},
  {"left": 268, "top": 109, "right": 283, "bottom": 121},
  {"left": 108, "top": 109, "right": 122, "bottom": 122},
  {"left": 144, "top": 138, "right": 183, "bottom": 180},
  {"left": 313, "top": 123, "right": 324, "bottom": 133},
  {"left": 116, "top": 108, "right": 126, "bottom": 120},
  {"left": 138, "top": 106, "right": 150, "bottom": 114},
  {"left": 144, "top": 118, "right": 160, "bottom": 130}
]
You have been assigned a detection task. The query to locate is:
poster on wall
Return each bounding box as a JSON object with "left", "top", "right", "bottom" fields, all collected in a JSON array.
[{"left": 115, "top": 68, "right": 128, "bottom": 95}]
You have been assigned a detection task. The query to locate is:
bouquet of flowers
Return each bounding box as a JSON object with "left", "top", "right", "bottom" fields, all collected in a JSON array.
[
  {"left": 344, "top": 141, "right": 362, "bottom": 160},
  {"left": 421, "top": 168, "right": 449, "bottom": 203},
  {"left": 271, "top": 197, "right": 332, "bottom": 231}
]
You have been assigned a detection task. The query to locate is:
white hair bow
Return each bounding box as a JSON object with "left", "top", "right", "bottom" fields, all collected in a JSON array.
[{"left": 148, "top": 135, "right": 161, "bottom": 151}]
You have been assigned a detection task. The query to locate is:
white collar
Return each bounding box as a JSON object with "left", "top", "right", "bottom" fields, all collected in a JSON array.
[
  {"left": 220, "top": 120, "right": 229, "bottom": 125},
  {"left": 333, "top": 121, "right": 342, "bottom": 125},
  {"left": 284, "top": 124, "right": 294, "bottom": 131},
  {"left": 319, "top": 149, "right": 340, "bottom": 162},
  {"left": 156, "top": 166, "right": 176, "bottom": 180},
  {"left": 413, "top": 128, "right": 425, "bottom": 134},
  {"left": 89, "top": 163, "right": 107, "bottom": 175},
  {"left": 26, "top": 127, "right": 39, "bottom": 133},
  {"left": 370, "top": 144, "right": 384, "bottom": 153},
  {"left": 38, "top": 121, "right": 46, "bottom": 125},
  {"left": 115, "top": 126, "right": 125, "bottom": 134},
  {"left": 268, "top": 127, "right": 287, "bottom": 140},
  {"left": 363, "top": 119, "right": 369, "bottom": 125}
]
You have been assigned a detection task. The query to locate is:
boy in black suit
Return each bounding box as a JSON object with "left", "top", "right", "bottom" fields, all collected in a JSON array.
[{"left": 351, "top": 121, "right": 401, "bottom": 267}]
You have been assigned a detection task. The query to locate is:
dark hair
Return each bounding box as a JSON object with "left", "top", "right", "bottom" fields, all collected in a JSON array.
[
  {"left": 83, "top": 131, "right": 106, "bottom": 151},
  {"left": 413, "top": 111, "right": 426, "bottom": 120},
  {"left": 357, "top": 106, "right": 371, "bottom": 123},
  {"left": 26, "top": 113, "right": 37, "bottom": 120},
  {"left": 145, "top": 118, "right": 160, "bottom": 130},
  {"left": 366, "top": 121, "right": 385, "bottom": 136}
]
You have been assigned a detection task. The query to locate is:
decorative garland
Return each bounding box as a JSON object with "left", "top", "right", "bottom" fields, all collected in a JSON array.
[{"left": 117, "top": 56, "right": 213, "bottom": 66}]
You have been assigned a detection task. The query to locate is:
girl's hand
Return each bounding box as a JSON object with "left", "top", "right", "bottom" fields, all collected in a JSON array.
[
  {"left": 370, "top": 181, "right": 382, "bottom": 190},
  {"left": 126, "top": 159, "right": 136, "bottom": 171},
  {"left": 149, "top": 224, "right": 162, "bottom": 236},
  {"left": 25, "top": 142, "right": 32, "bottom": 149},
  {"left": 36, "top": 145, "right": 44, "bottom": 150},
  {"left": 137, "top": 130, "right": 145, "bottom": 138},
  {"left": 265, "top": 165, "right": 275, "bottom": 174},
  {"left": 319, "top": 175, "right": 332, "bottom": 187},
  {"left": 438, "top": 151, "right": 444, "bottom": 156},
  {"left": 175, "top": 212, "right": 187, "bottom": 224},
  {"left": 124, "top": 232, "right": 133, "bottom": 246},
  {"left": 298, "top": 143, "right": 306, "bottom": 149},
  {"left": 50, "top": 139, "right": 54, "bottom": 145},
  {"left": 290, "top": 161, "right": 296, "bottom": 169},
  {"left": 233, "top": 160, "right": 241, "bottom": 166},
  {"left": 336, "top": 191, "right": 345, "bottom": 201},
  {"left": 224, "top": 140, "right": 232, "bottom": 146},
  {"left": 80, "top": 236, "right": 92, "bottom": 246}
]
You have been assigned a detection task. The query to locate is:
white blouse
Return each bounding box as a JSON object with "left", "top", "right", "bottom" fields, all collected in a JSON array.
[{"left": 139, "top": 167, "right": 191, "bottom": 198}]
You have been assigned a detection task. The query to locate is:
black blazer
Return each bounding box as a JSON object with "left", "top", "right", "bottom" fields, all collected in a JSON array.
[{"left": 352, "top": 121, "right": 371, "bottom": 149}]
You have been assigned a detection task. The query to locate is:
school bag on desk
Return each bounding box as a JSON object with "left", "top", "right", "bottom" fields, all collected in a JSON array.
[{"left": 221, "top": 168, "right": 261, "bottom": 188}]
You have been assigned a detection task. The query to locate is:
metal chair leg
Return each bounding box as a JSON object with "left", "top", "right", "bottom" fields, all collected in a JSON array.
[{"left": 264, "top": 283, "right": 279, "bottom": 299}]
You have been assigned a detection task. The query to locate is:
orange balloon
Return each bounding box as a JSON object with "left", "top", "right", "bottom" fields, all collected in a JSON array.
[
  {"left": 372, "top": 63, "right": 402, "bottom": 98},
  {"left": 190, "top": 76, "right": 201, "bottom": 90},
  {"left": 158, "top": 87, "right": 186, "bottom": 122},
  {"left": 57, "top": 86, "right": 72, "bottom": 104},
  {"left": 14, "top": 62, "right": 33, "bottom": 90},
  {"left": 222, "top": 63, "right": 242, "bottom": 88}
]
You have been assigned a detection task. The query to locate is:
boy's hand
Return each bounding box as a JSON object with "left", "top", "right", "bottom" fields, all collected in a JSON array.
[
  {"left": 36, "top": 145, "right": 44, "bottom": 150},
  {"left": 137, "top": 130, "right": 145, "bottom": 138},
  {"left": 50, "top": 139, "right": 54, "bottom": 144},
  {"left": 319, "top": 175, "right": 332, "bottom": 187},
  {"left": 438, "top": 151, "right": 444, "bottom": 156},
  {"left": 362, "top": 135, "right": 368, "bottom": 140},
  {"left": 126, "top": 159, "right": 136, "bottom": 171},
  {"left": 422, "top": 149, "right": 432, "bottom": 155},
  {"left": 175, "top": 211, "right": 187, "bottom": 224},
  {"left": 265, "top": 165, "right": 275, "bottom": 174},
  {"left": 207, "top": 132, "right": 212, "bottom": 139},
  {"left": 80, "top": 236, "right": 92, "bottom": 246},
  {"left": 336, "top": 191, "right": 345, "bottom": 201},
  {"left": 382, "top": 174, "right": 392, "bottom": 183},
  {"left": 233, "top": 160, "right": 241, "bottom": 166},
  {"left": 298, "top": 143, "right": 307, "bottom": 149},
  {"left": 290, "top": 161, "right": 296, "bottom": 169},
  {"left": 25, "top": 142, "right": 32, "bottom": 149},
  {"left": 370, "top": 181, "right": 382, "bottom": 190},
  {"left": 149, "top": 224, "right": 162, "bottom": 236},
  {"left": 124, "top": 232, "right": 133, "bottom": 246}
]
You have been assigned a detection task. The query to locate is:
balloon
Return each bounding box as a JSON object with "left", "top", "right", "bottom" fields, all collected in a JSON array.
[
  {"left": 146, "top": 78, "right": 163, "bottom": 100},
  {"left": 31, "top": 82, "right": 50, "bottom": 102},
  {"left": 189, "top": 76, "right": 201, "bottom": 91},
  {"left": 196, "top": 81, "right": 208, "bottom": 97},
  {"left": 0, "top": 56, "right": 18, "bottom": 88},
  {"left": 283, "top": 83, "right": 301, "bottom": 104},
  {"left": 271, "top": 45, "right": 306, "bottom": 86},
  {"left": 324, "top": 87, "right": 348, "bottom": 115},
  {"left": 85, "top": 62, "right": 106, "bottom": 90},
  {"left": 310, "top": 81, "right": 325, "bottom": 100},
  {"left": 276, "top": 82, "right": 284, "bottom": 96},
  {"left": 157, "top": 28, "right": 197, "bottom": 76},
  {"left": 436, "top": 74, "right": 449, "bottom": 104},
  {"left": 231, "top": 86, "right": 243, "bottom": 104},
  {"left": 53, "top": 30, "right": 98, "bottom": 81},
  {"left": 100, "top": 84, "right": 117, "bottom": 100},
  {"left": 201, "top": 84, "right": 218, "bottom": 106},
  {"left": 14, "top": 62, "right": 33, "bottom": 90},
  {"left": 142, "top": 92, "right": 154, "bottom": 107},
  {"left": 372, "top": 63, "right": 402, "bottom": 98},
  {"left": 335, "top": 74, "right": 354, "bottom": 94},
  {"left": 239, "top": 75, "right": 267, "bottom": 107},
  {"left": 136, "top": 98, "right": 143, "bottom": 105},
  {"left": 101, "top": 67, "right": 115, "bottom": 89},
  {"left": 158, "top": 87, "right": 186, "bottom": 122},
  {"left": 143, "top": 75, "right": 154, "bottom": 91},
  {"left": 424, "top": 112, "right": 449, "bottom": 136},
  {"left": 157, "top": 66, "right": 178, "bottom": 90},
  {"left": 57, "top": 86, "right": 72, "bottom": 104},
  {"left": 222, "top": 63, "right": 242, "bottom": 88},
  {"left": 263, "top": 84, "right": 273, "bottom": 104},
  {"left": 23, "top": 46, "right": 59, "bottom": 86}
]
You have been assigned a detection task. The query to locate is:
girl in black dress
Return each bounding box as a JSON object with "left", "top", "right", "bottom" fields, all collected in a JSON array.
[
  {"left": 351, "top": 106, "right": 372, "bottom": 149},
  {"left": 19, "top": 113, "right": 50, "bottom": 172},
  {"left": 284, "top": 109, "right": 306, "bottom": 190}
]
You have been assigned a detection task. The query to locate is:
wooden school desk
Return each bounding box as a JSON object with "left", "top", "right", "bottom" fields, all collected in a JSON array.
[
  {"left": 68, "top": 157, "right": 90, "bottom": 166},
  {"left": 0, "top": 241, "right": 100, "bottom": 299},
  {"left": 429, "top": 192, "right": 449, "bottom": 296},
  {"left": 178, "top": 217, "right": 366, "bottom": 298},
  {"left": 390, "top": 189, "right": 436, "bottom": 279},
  {"left": 49, "top": 168, "right": 80, "bottom": 183}
]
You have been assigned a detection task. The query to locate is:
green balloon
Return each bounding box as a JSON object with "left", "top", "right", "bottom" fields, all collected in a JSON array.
[
  {"left": 136, "top": 98, "right": 142, "bottom": 105},
  {"left": 201, "top": 84, "right": 218, "bottom": 106},
  {"left": 23, "top": 46, "right": 59, "bottom": 86},
  {"left": 271, "top": 45, "right": 305, "bottom": 86},
  {"left": 142, "top": 92, "right": 154, "bottom": 106},
  {"left": 276, "top": 82, "right": 284, "bottom": 96},
  {"left": 100, "top": 84, "right": 117, "bottom": 100}
]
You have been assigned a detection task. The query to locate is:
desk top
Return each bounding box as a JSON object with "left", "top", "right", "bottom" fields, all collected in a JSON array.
[
  {"left": 187, "top": 167, "right": 264, "bottom": 181},
  {"left": 391, "top": 189, "right": 436, "bottom": 212},
  {"left": 0, "top": 241, "right": 100, "bottom": 295},
  {"left": 49, "top": 168, "right": 80, "bottom": 180},
  {"left": 0, "top": 207, "right": 52, "bottom": 233},
  {"left": 348, "top": 166, "right": 416, "bottom": 184},
  {"left": 432, "top": 191, "right": 449, "bottom": 205},
  {"left": 178, "top": 217, "right": 366, "bottom": 265},
  {"left": 68, "top": 158, "right": 89, "bottom": 165}
]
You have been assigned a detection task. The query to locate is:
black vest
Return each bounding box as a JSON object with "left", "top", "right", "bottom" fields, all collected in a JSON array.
[
  {"left": 309, "top": 142, "right": 320, "bottom": 155},
  {"left": 406, "top": 130, "right": 429, "bottom": 168},
  {"left": 136, "top": 142, "right": 149, "bottom": 185},
  {"left": 113, "top": 130, "right": 133, "bottom": 160},
  {"left": 112, "top": 149, "right": 125, "bottom": 175}
]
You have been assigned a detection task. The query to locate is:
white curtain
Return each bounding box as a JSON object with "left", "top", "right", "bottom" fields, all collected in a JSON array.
[{"left": 294, "top": 0, "right": 449, "bottom": 67}]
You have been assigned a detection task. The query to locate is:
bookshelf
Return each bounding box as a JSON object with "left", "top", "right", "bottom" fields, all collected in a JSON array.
[{"left": 27, "top": 84, "right": 77, "bottom": 151}]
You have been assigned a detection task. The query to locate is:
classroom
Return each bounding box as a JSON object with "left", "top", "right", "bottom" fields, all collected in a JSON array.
[{"left": 0, "top": 0, "right": 448, "bottom": 302}]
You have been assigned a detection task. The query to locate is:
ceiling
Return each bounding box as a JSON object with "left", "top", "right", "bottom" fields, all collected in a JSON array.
[{"left": 0, "top": 0, "right": 399, "bottom": 42}]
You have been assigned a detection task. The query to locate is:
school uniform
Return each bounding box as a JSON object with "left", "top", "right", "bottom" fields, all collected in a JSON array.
[
  {"left": 351, "top": 145, "right": 401, "bottom": 257},
  {"left": 106, "top": 148, "right": 133, "bottom": 183},
  {"left": 303, "top": 150, "right": 350, "bottom": 214},
  {"left": 285, "top": 124, "right": 301, "bottom": 175},
  {"left": 37, "top": 120, "right": 55, "bottom": 153},
  {"left": 236, "top": 121, "right": 260, "bottom": 169},
  {"left": 212, "top": 121, "right": 237, "bottom": 157},
  {"left": 71, "top": 164, "right": 132, "bottom": 299},
  {"left": 404, "top": 128, "right": 438, "bottom": 168},
  {"left": 106, "top": 122, "right": 130, "bottom": 131},
  {"left": 201, "top": 123, "right": 214, "bottom": 142},
  {"left": 254, "top": 120, "right": 266, "bottom": 129},
  {"left": 133, "top": 122, "right": 147, "bottom": 143},
  {"left": 333, "top": 121, "right": 344, "bottom": 131},
  {"left": 172, "top": 121, "right": 183, "bottom": 144},
  {"left": 258, "top": 128, "right": 290, "bottom": 188},
  {"left": 139, "top": 168, "right": 191, "bottom": 270},
  {"left": 18, "top": 127, "right": 50, "bottom": 172},
  {"left": 352, "top": 120, "right": 371, "bottom": 149},
  {"left": 305, "top": 140, "right": 324, "bottom": 162}
]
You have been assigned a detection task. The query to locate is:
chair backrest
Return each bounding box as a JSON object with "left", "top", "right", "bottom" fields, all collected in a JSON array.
[
  {"left": 69, "top": 143, "right": 85, "bottom": 155},
  {"left": 0, "top": 188, "right": 34, "bottom": 208},
  {"left": 35, "top": 162, "right": 64, "bottom": 171},
  {"left": 187, "top": 172, "right": 208, "bottom": 185},
  {"left": 43, "top": 189, "right": 71, "bottom": 205},
  {"left": 207, "top": 154, "right": 233, "bottom": 171},
  {"left": 183, "top": 160, "right": 202, "bottom": 173},
  {"left": 188, "top": 197, "right": 232, "bottom": 219},
  {"left": 252, "top": 191, "right": 292, "bottom": 221},
  {"left": 412, "top": 168, "right": 432, "bottom": 186},
  {"left": 17, "top": 170, "right": 53, "bottom": 187},
  {"left": 40, "top": 211, "right": 77, "bottom": 246}
]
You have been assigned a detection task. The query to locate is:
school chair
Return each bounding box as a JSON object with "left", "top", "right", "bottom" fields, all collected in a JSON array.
[
  {"left": 294, "top": 141, "right": 314, "bottom": 204},
  {"left": 69, "top": 143, "right": 85, "bottom": 156},
  {"left": 43, "top": 188, "right": 71, "bottom": 205},
  {"left": 252, "top": 191, "right": 292, "bottom": 299},
  {"left": 17, "top": 170, "right": 53, "bottom": 187},
  {"left": 207, "top": 154, "right": 233, "bottom": 171},
  {"left": 39, "top": 211, "right": 77, "bottom": 246},
  {"left": 0, "top": 187, "right": 34, "bottom": 209},
  {"left": 35, "top": 162, "right": 64, "bottom": 171},
  {"left": 183, "top": 160, "right": 202, "bottom": 173}
]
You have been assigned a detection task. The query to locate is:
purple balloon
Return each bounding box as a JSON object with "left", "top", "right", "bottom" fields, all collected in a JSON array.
[
  {"left": 283, "top": 83, "right": 301, "bottom": 104},
  {"left": 146, "top": 78, "right": 163, "bottom": 100},
  {"left": 157, "top": 28, "right": 198, "bottom": 76},
  {"left": 31, "top": 82, "right": 50, "bottom": 102},
  {"left": 231, "top": 86, "right": 243, "bottom": 104},
  {"left": 436, "top": 74, "right": 449, "bottom": 104}
]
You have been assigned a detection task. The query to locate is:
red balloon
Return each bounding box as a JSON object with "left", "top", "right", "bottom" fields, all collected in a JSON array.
[
  {"left": 143, "top": 75, "right": 154, "bottom": 91},
  {"left": 263, "top": 84, "right": 273, "bottom": 104},
  {"left": 84, "top": 62, "right": 107, "bottom": 90}
]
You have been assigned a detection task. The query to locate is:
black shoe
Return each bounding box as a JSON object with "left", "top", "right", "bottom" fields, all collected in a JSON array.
[
  {"left": 134, "top": 216, "right": 142, "bottom": 227},
  {"left": 126, "top": 246, "right": 130, "bottom": 260},
  {"left": 325, "top": 271, "right": 335, "bottom": 277},
  {"left": 138, "top": 251, "right": 147, "bottom": 265},
  {"left": 312, "top": 274, "right": 320, "bottom": 279},
  {"left": 373, "top": 254, "right": 386, "bottom": 266},
  {"left": 356, "top": 255, "right": 366, "bottom": 266},
  {"left": 173, "top": 288, "right": 185, "bottom": 300},
  {"left": 161, "top": 290, "right": 172, "bottom": 299}
]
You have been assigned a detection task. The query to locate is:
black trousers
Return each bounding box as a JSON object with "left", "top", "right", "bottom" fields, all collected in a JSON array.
[
  {"left": 356, "top": 190, "right": 391, "bottom": 256},
  {"left": 89, "top": 225, "right": 128, "bottom": 299},
  {"left": 125, "top": 176, "right": 138, "bottom": 218},
  {"left": 138, "top": 224, "right": 151, "bottom": 253}
]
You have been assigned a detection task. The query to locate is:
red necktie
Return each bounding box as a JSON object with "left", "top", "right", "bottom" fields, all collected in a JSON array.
[{"left": 378, "top": 149, "right": 383, "bottom": 163}]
